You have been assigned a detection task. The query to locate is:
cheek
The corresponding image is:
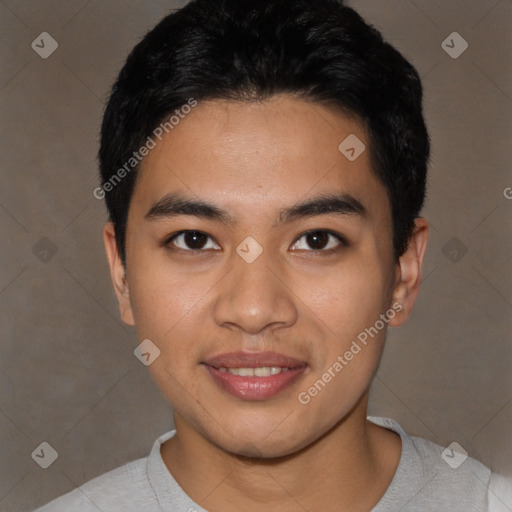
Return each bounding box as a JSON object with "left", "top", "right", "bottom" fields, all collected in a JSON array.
[
  {"left": 127, "top": 265, "right": 213, "bottom": 398},
  {"left": 128, "top": 258, "right": 206, "bottom": 336},
  {"left": 293, "top": 250, "right": 391, "bottom": 398},
  {"left": 294, "top": 255, "right": 391, "bottom": 340},
  {"left": 128, "top": 266, "right": 210, "bottom": 405},
  {"left": 295, "top": 283, "right": 389, "bottom": 437}
]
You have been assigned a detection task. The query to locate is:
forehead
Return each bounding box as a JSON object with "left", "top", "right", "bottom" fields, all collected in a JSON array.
[{"left": 132, "top": 95, "right": 389, "bottom": 221}]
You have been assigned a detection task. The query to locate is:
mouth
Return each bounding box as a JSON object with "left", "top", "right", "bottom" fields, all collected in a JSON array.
[{"left": 202, "top": 351, "right": 307, "bottom": 401}]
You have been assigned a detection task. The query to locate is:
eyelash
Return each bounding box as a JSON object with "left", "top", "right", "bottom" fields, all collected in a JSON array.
[{"left": 162, "top": 229, "right": 348, "bottom": 255}]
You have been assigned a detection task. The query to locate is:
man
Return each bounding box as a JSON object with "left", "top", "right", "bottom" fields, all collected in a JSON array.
[{"left": 35, "top": 0, "right": 502, "bottom": 510}]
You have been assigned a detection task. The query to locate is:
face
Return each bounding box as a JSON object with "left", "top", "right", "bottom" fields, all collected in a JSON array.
[{"left": 104, "top": 95, "right": 427, "bottom": 457}]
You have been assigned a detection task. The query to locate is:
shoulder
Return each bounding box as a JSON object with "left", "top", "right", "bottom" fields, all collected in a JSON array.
[
  {"left": 33, "top": 457, "right": 156, "bottom": 512},
  {"left": 32, "top": 429, "right": 179, "bottom": 512},
  {"left": 408, "top": 433, "right": 491, "bottom": 492},
  {"left": 369, "top": 416, "right": 493, "bottom": 511},
  {"left": 487, "top": 472, "right": 512, "bottom": 512}
]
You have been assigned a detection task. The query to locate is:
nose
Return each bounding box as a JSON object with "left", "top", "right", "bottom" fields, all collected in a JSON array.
[{"left": 213, "top": 245, "right": 298, "bottom": 335}]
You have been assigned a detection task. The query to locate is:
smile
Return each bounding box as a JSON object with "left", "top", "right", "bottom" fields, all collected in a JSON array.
[{"left": 202, "top": 351, "right": 307, "bottom": 400}]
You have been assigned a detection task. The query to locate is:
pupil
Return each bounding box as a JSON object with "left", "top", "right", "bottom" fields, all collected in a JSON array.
[
  {"left": 307, "top": 231, "right": 328, "bottom": 250},
  {"left": 185, "top": 231, "right": 207, "bottom": 249}
]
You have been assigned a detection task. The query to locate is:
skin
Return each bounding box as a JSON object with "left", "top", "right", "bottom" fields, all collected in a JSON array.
[{"left": 104, "top": 95, "right": 428, "bottom": 511}]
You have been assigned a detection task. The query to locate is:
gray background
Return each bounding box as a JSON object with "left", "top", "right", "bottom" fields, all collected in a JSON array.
[{"left": 0, "top": 1, "right": 510, "bottom": 511}]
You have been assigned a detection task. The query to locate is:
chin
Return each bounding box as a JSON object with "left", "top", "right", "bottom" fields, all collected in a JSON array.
[{"left": 201, "top": 413, "right": 326, "bottom": 460}]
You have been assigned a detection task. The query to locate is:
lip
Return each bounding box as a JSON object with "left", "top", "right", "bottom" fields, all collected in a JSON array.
[{"left": 202, "top": 351, "right": 307, "bottom": 401}]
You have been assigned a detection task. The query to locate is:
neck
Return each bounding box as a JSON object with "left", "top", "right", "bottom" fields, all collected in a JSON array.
[{"left": 160, "top": 393, "right": 401, "bottom": 512}]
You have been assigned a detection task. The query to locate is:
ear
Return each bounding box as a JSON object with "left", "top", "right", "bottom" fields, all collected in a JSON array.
[
  {"left": 388, "top": 217, "right": 429, "bottom": 327},
  {"left": 103, "top": 222, "right": 135, "bottom": 326}
]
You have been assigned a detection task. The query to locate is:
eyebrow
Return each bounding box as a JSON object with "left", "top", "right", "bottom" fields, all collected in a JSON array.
[{"left": 145, "top": 192, "right": 367, "bottom": 225}]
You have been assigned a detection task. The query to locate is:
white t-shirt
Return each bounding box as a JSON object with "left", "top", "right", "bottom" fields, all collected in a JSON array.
[{"left": 33, "top": 416, "right": 511, "bottom": 511}]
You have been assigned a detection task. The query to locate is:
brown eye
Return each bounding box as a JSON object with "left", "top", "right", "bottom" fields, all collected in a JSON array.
[
  {"left": 166, "top": 231, "right": 220, "bottom": 251},
  {"left": 306, "top": 231, "right": 330, "bottom": 250},
  {"left": 291, "top": 230, "right": 346, "bottom": 252}
]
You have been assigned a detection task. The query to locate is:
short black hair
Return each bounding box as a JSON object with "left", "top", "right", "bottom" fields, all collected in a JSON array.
[{"left": 99, "top": 0, "right": 430, "bottom": 264}]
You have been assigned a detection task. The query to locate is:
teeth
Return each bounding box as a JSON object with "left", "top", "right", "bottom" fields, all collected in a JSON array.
[
  {"left": 238, "top": 368, "right": 254, "bottom": 377},
  {"left": 254, "top": 367, "right": 270, "bottom": 377},
  {"left": 221, "top": 367, "right": 289, "bottom": 376}
]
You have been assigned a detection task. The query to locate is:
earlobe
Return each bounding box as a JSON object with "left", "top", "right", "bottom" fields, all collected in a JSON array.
[
  {"left": 103, "top": 222, "right": 135, "bottom": 326},
  {"left": 388, "top": 218, "right": 429, "bottom": 327}
]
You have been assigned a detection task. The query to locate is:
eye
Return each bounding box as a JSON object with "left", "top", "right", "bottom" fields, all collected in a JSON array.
[
  {"left": 164, "top": 229, "right": 346, "bottom": 254},
  {"left": 164, "top": 231, "right": 221, "bottom": 252},
  {"left": 290, "top": 230, "right": 346, "bottom": 253}
]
